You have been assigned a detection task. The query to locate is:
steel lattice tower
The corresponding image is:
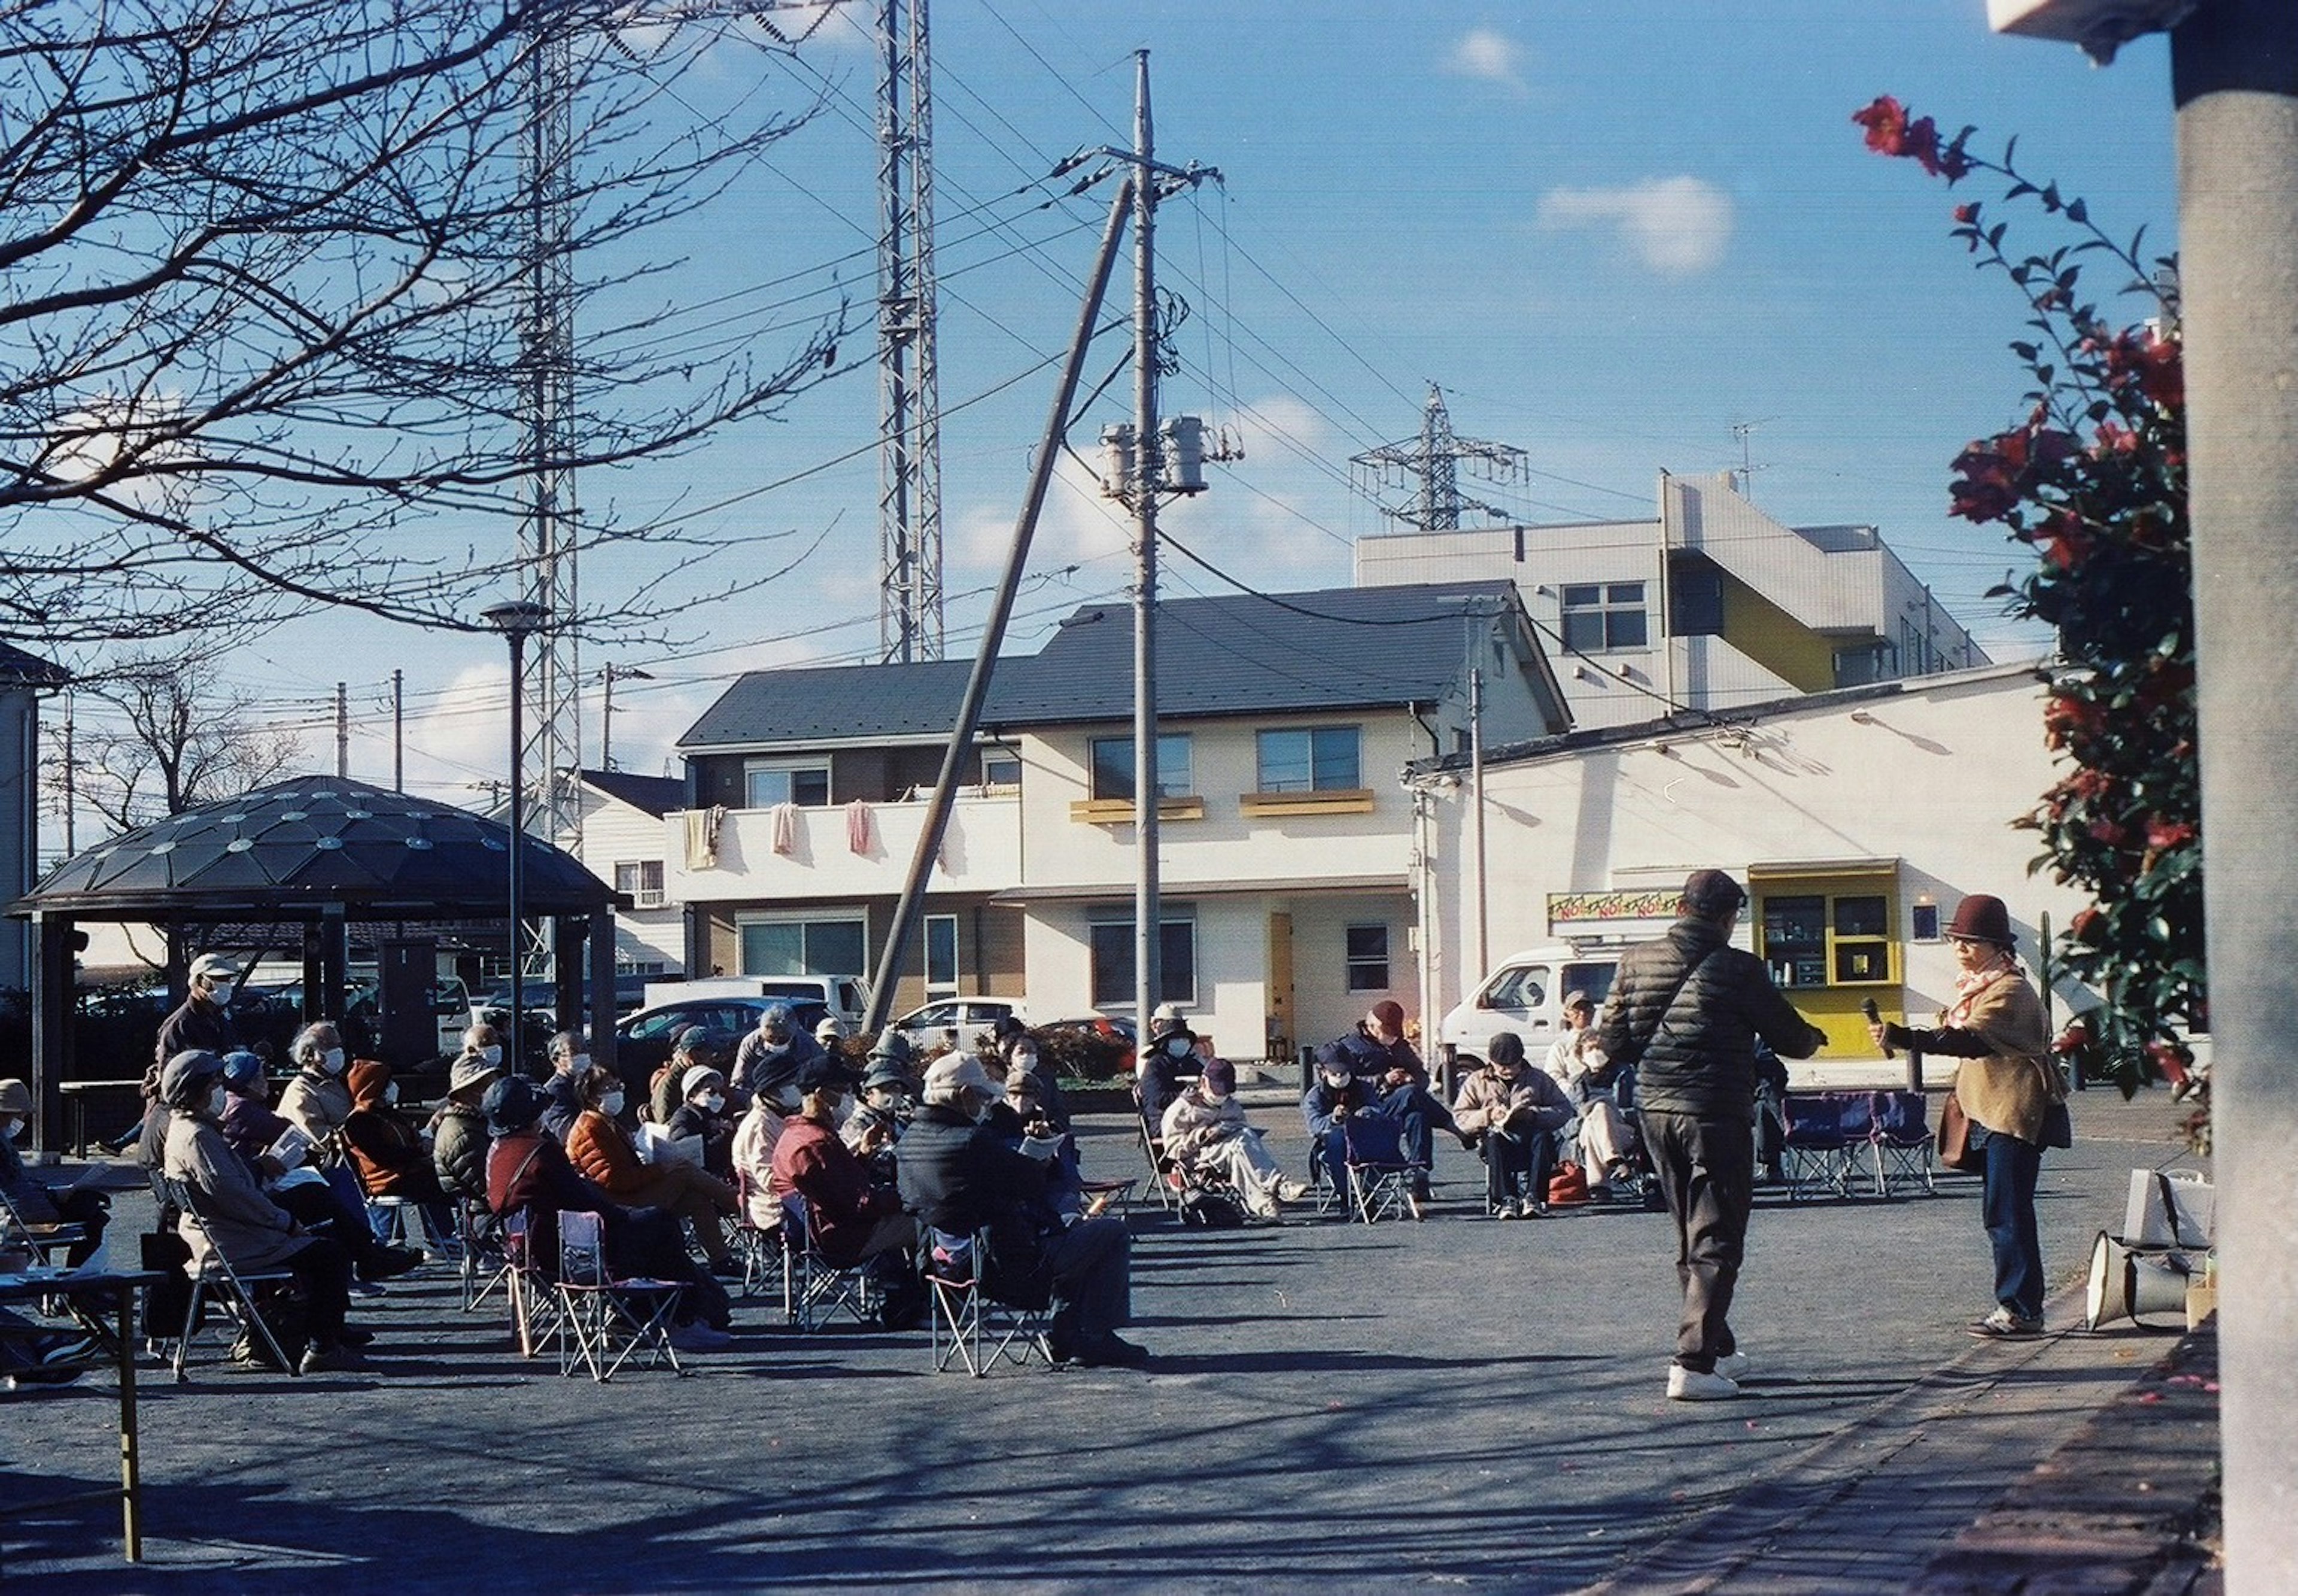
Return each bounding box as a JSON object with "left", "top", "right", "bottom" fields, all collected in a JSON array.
[
  {"left": 876, "top": 0, "right": 944, "bottom": 662},
  {"left": 1351, "top": 385, "right": 1527, "bottom": 531},
  {"left": 522, "top": 21, "right": 582, "bottom": 847}
]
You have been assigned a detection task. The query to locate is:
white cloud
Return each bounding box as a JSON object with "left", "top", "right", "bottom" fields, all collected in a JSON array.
[
  {"left": 1537, "top": 177, "right": 1735, "bottom": 275},
  {"left": 953, "top": 454, "right": 1133, "bottom": 572},
  {"left": 1443, "top": 28, "right": 1529, "bottom": 96}
]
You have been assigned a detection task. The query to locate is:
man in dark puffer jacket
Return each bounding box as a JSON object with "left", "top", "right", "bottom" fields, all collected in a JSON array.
[{"left": 1597, "top": 868, "right": 1825, "bottom": 1403}]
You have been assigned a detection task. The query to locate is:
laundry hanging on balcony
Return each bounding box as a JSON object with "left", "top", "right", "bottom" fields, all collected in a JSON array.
[
  {"left": 683, "top": 805, "right": 725, "bottom": 870},
  {"left": 845, "top": 799, "right": 876, "bottom": 856},
  {"left": 771, "top": 801, "right": 799, "bottom": 858}
]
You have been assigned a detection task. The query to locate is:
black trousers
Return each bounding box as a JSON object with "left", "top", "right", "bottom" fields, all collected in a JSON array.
[
  {"left": 281, "top": 1235, "right": 353, "bottom": 1350},
  {"left": 1478, "top": 1123, "right": 1556, "bottom": 1207},
  {"left": 1644, "top": 1109, "right": 1753, "bottom": 1372}
]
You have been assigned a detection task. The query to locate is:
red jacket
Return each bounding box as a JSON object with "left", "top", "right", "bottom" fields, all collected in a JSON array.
[{"left": 771, "top": 1116, "right": 901, "bottom": 1267}]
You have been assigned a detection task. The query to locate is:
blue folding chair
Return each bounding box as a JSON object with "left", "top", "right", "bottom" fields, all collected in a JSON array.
[{"left": 1339, "top": 1112, "right": 1424, "bottom": 1224}]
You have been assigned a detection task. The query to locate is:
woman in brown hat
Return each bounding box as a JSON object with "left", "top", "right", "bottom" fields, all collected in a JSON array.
[{"left": 1867, "top": 893, "right": 2065, "bottom": 1339}]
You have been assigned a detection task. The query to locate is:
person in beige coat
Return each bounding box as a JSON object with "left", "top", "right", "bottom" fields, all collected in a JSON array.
[{"left": 1870, "top": 893, "right": 2065, "bottom": 1339}]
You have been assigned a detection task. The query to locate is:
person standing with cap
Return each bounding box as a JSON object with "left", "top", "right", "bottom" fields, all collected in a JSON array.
[
  {"left": 1867, "top": 893, "right": 2062, "bottom": 1340},
  {"left": 1597, "top": 868, "right": 1825, "bottom": 1402}
]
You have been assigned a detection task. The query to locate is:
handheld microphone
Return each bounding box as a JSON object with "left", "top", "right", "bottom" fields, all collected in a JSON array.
[{"left": 1862, "top": 998, "right": 1893, "bottom": 1059}]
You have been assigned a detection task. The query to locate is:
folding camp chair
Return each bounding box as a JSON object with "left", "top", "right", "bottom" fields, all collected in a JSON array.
[
  {"left": 732, "top": 1212, "right": 786, "bottom": 1301},
  {"left": 1869, "top": 1090, "right": 1935, "bottom": 1197},
  {"left": 1780, "top": 1092, "right": 1865, "bottom": 1201},
  {"left": 457, "top": 1200, "right": 513, "bottom": 1312},
  {"left": 159, "top": 1175, "right": 301, "bottom": 1382},
  {"left": 498, "top": 1208, "right": 567, "bottom": 1359},
  {"left": 782, "top": 1195, "right": 879, "bottom": 1330},
  {"left": 1338, "top": 1112, "right": 1424, "bottom": 1224},
  {"left": 1135, "top": 1092, "right": 1180, "bottom": 1212},
  {"left": 552, "top": 1209, "right": 686, "bottom": 1381},
  {"left": 922, "top": 1227, "right": 1052, "bottom": 1376},
  {"left": 0, "top": 1185, "right": 86, "bottom": 1269}
]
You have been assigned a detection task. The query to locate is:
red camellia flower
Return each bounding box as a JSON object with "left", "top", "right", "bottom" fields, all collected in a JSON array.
[
  {"left": 2069, "top": 908, "right": 2105, "bottom": 944},
  {"left": 1953, "top": 202, "right": 1977, "bottom": 224},
  {"left": 1852, "top": 96, "right": 1910, "bottom": 154},
  {"left": 2145, "top": 816, "right": 2196, "bottom": 850},
  {"left": 2145, "top": 1039, "right": 2190, "bottom": 1089},
  {"left": 2054, "top": 1017, "right": 2092, "bottom": 1054},
  {"left": 2087, "top": 817, "right": 2126, "bottom": 846}
]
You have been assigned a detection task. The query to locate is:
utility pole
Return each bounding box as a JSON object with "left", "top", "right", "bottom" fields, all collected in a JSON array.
[
  {"left": 1129, "top": 51, "right": 1162, "bottom": 1034},
  {"left": 391, "top": 670, "right": 404, "bottom": 792},
  {"left": 599, "top": 663, "right": 653, "bottom": 773},
  {"left": 335, "top": 682, "right": 349, "bottom": 779},
  {"left": 59, "top": 698, "right": 73, "bottom": 858},
  {"left": 1470, "top": 668, "right": 1488, "bottom": 982}
]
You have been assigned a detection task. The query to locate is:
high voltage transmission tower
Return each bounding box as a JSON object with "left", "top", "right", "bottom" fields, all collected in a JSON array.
[
  {"left": 522, "top": 19, "right": 582, "bottom": 850},
  {"left": 1351, "top": 385, "right": 1528, "bottom": 531},
  {"left": 875, "top": 0, "right": 944, "bottom": 662}
]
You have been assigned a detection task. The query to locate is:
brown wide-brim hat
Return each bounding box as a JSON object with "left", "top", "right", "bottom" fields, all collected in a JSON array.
[{"left": 1946, "top": 893, "right": 2016, "bottom": 948}]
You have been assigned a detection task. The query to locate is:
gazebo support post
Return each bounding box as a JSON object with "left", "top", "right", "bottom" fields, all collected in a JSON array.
[
  {"left": 551, "top": 916, "right": 582, "bottom": 1042},
  {"left": 586, "top": 909, "right": 616, "bottom": 1080},
  {"left": 319, "top": 905, "right": 348, "bottom": 1032},
  {"left": 300, "top": 924, "right": 325, "bottom": 1023},
  {"left": 29, "top": 909, "right": 72, "bottom": 1158}
]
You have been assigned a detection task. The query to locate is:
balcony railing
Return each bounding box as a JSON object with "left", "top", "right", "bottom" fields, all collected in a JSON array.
[{"left": 664, "top": 792, "right": 1022, "bottom": 902}]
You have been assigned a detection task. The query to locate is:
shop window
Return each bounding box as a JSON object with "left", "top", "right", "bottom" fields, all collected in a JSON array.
[{"left": 1759, "top": 889, "right": 1896, "bottom": 989}]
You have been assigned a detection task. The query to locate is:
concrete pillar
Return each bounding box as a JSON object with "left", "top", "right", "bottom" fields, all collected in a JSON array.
[{"left": 2172, "top": 3, "right": 2298, "bottom": 1586}]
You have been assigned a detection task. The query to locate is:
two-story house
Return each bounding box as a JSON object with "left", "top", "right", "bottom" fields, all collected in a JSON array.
[
  {"left": 561, "top": 770, "right": 687, "bottom": 977},
  {"left": 1356, "top": 471, "right": 1990, "bottom": 730},
  {"left": 668, "top": 580, "right": 1571, "bottom": 1054}
]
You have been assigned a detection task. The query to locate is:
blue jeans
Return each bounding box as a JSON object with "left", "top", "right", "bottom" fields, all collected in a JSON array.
[{"left": 1974, "top": 1124, "right": 2045, "bottom": 1319}]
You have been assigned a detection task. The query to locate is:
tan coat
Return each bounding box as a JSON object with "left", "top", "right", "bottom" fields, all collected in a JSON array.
[
  {"left": 163, "top": 1112, "right": 307, "bottom": 1276},
  {"left": 1945, "top": 970, "right": 2062, "bottom": 1144}
]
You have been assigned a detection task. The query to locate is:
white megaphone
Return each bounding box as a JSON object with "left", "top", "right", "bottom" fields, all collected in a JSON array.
[{"left": 2083, "top": 1230, "right": 2192, "bottom": 1331}]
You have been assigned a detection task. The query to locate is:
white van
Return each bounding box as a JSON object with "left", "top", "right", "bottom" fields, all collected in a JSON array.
[{"left": 1436, "top": 945, "right": 1621, "bottom": 1068}]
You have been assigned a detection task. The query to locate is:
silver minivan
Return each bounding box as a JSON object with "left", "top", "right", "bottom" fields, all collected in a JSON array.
[{"left": 1436, "top": 945, "right": 1621, "bottom": 1068}]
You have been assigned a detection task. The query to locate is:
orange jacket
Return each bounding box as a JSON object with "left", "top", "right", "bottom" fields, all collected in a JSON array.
[{"left": 564, "top": 1108, "right": 646, "bottom": 1196}]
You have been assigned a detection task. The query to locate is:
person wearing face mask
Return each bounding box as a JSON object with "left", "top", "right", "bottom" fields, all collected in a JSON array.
[
  {"left": 430, "top": 1042, "right": 506, "bottom": 1206},
  {"left": 1000, "top": 1034, "right": 1071, "bottom": 1133},
  {"left": 731, "top": 1056, "right": 804, "bottom": 1235},
  {"left": 896, "top": 1054, "right": 1147, "bottom": 1369},
  {"left": 0, "top": 1078, "right": 110, "bottom": 1267},
  {"left": 339, "top": 1060, "right": 455, "bottom": 1247},
  {"left": 133, "top": 952, "right": 247, "bottom": 1172},
  {"left": 275, "top": 1022, "right": 355, "bottom": 1153},
  {"left": 649, "top": 1027, "right": 718, "bottom": 1127},
  {"left": 1452, "top": 1033, "right": 1577, "bottom": 1218},
  {"left": 565, "top": 1065, "right": 740, "bottom": 1275},
  {"left": 1159, "top": 1058, "right": 1311, "bottom": 1221},
  {"left": 732, "top": 1004, "right": 823, "bottom": 1101},
  {"left": 1135, "top": 1007, "right": 1198, "bottom": 1126},
  {"left": 772, "top": 1055, "right": 915, "bottom": 1286},
  {"left": 539, "top": 1030, "right": 594, "bottom": 1144},
  {"left": 665, "top": 1065, "right": 735, "bottom": 1177},
  {"left": 157, "top": 1050, "right": 367, "bottom": 1374}
]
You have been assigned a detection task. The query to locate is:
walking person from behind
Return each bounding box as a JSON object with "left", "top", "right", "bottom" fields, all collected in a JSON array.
[
  {"left": 1867, "top": 893, "right": 2063, "bottom": 1339},
  {"left": 1597, "top": 870, "right": 1825, "bottom": 1402}
]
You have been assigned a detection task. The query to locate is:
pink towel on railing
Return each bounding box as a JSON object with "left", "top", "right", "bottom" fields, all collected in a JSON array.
[
  {"left": 846, "top": 799, "right": 876, "bottom": 855},
  {"left": 771, "top": 802, "right": 798, "bottom": 858}
]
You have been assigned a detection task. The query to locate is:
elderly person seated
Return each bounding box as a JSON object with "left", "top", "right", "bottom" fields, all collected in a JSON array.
[
  {"left": 566, "top": 1065, "right": 740, "bottom": 1275},
  {"left": 212, "top": 1051, "right": 420, "bottom": 1285},
  {"left": 731, "top": 1056, "right": 804, "bottom": 1236},
  {"left": 275, "top": 1022, "right": 355, "bottom": 1153},
  {"left": 649, "top": 1026, "right": 718, "bottom": 1126},
  {"left": 1544, "top": 991, "right": 1637, "bottom": 1194},
  {"left": 664, "top": 1065, "right": 735, "bottom": 1178},
  {"left": 1455, "top": 1033, "right": 1577, "bottom": 1218},
  {"left": 0, "top": 1078, "right": 109, "bottom": 1267},
  {"left": 1338, "top": 1000, "right": 1472, "bottom": 1202},
  {"left": 898, "top": 1054, "right": 1147, "bottom": 1368},
  {"left": 1160, "top": 1059, "right": 1309, "bottom": 1221},
  {"left": 772, "top": 1055, "right": 917, "bottom": 1320},
  {"left": 539, "top": 1030, "right": 594, "bottom": 1144},
  {"left": 483, "top": 1077, "right": 731, "bottom": 1351},
  {"left": 159, "top": 1050, "right": 367, "bottom": 1374},
  {"left": 733, "top": 1004, "right": 823, "bottom": 1101},
  {"left": 431, "top": 1047, "right": 506, "bottom": 1208},
  {"left": 1135, "top": 1004, "right": 1196, "bottom": 1125}
]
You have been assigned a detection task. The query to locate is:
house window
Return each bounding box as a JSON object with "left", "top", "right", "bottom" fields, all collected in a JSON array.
[
  {"left": 1256, "top": 726, "right": 1361, "bottom": 793},
  {"left": 923, "top": 913, "right": 959, "bottom": 999},
  {"left": 981, "top": 753, "right": 1022, "bottom": 789},
  {"left": 613, "top": 860, "right": 665, "bottom": 909},
  {"left": 1671, "top": 568, "right": 1723, "bottom": 636},
  {"left": 1089, "top": 734, "right": 1191, "bottom": 801},
  {"left": 1561, "top": 582, "right": 1649, "bottom": 652},
  {"left": 738, "top": 914, "right": 867, "bottom": 979},
  {"left": 1345, "top": 924, "right": 1390, "bottom": 992},
  {"left": 1087, "top": 906, "right": 1196, "bottom": 1007},
  {"left": 744, "top": 759, "right": 831, "bottom": 809}
]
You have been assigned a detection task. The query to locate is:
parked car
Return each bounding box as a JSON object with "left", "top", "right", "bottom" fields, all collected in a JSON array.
[
  {"left": 1032, "top": 1014, "right": 1137, "bottom": 1081},
  {"left": 887, "top": 996, "right": 1025, "bottom": 1056},
  {"left": 646, "top": 974, "right": 869, "bottom": 1030},
  {"left": 1435, "top": 945, "right": 1621, "bottom": 1069},
  {"left": 613, "top": 995, "right": 829, "bottom": 1098}
]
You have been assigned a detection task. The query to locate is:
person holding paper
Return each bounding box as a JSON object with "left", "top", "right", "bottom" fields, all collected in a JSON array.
[
  {"left": 565, "top": 1065, "right": 740, "bottom": 1275},
  {"left": 276, "top": 1022, "right": 355, "bottom": 1153},
  {"left": 0, "top": 1078, "right": 109, "bottom": 1266},
  {"left": 771, "top": 1055, "right": 914, "bottom": 1271}
]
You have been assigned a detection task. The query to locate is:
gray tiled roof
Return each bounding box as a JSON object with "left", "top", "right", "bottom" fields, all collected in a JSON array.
[
  {"left": 578, "top": 769, "right": 686, "bottom": 817},
  {"left": 679, "top": 582, "right": 1529, "bottom": 750}
]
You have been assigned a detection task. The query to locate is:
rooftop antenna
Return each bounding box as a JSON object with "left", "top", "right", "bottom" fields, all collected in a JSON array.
[{"left": 1730, "top": 416, "right": 1774, "bottom": 498}]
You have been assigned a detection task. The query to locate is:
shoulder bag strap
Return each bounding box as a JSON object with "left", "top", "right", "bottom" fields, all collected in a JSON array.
[{"left": 1621, "top": 947, "right": 1722, "bottom": 1066}]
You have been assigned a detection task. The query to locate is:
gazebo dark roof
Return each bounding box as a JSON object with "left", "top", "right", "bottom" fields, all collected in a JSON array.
[{"left": 11, "top": 774, "right": 613, "bottom": 921}]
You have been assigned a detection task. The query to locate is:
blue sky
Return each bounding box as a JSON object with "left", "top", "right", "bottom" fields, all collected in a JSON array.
[{"left": 75, "top": 2, "right": 2182, "bottom": 831}]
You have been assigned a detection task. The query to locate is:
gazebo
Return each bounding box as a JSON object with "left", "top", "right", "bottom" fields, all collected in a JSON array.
[{"left": 8, "top": 774, "right": 622, "bottom": 1154}]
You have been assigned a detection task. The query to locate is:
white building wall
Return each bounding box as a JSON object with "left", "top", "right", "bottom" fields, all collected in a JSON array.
[
  {"left": 1422, "top": 666, "right": 2093, "bottom": 1047},
  {"left": 566, "top": 787, "right": 686, "bottom": 973}
]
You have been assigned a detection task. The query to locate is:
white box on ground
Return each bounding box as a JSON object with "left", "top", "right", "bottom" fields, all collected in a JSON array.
[{"left": 2123, "top": 1168, "right": 2213, "bottom": 1248}]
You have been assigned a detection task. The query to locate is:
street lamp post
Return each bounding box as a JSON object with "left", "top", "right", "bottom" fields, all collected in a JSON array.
[{"left": 484, "top": 599, "right": 550, "bottom": 1075}]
